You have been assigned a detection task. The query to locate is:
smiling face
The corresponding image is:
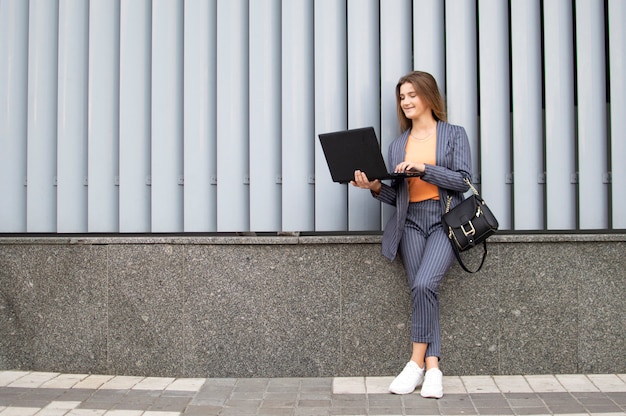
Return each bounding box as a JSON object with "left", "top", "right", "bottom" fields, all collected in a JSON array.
[
  {"left": 395, "top": 71, "right": 446, "bottom": 131},
  {"left": 399, "top": 82, "right": 431, "bottom": 122}
]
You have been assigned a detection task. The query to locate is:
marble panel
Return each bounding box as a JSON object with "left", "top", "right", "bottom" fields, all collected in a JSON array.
[
  {"left": 339, "top": 249, "right": 410, "bottom": 376},
  {"left": 29, "top": 245, "right": 109, "bottom": 374},
  {"left": 107, "top": 244, "right": 185, "bottom": 376},
  {"left": 440, "top": 243, "right": 501, "bottom": 375},
  {"left": 497, "top": 242, "right": 579, "bottom": 374},
  {"left": 183, "top": 244, "right": 341, "bottom": 378},
  {"left": 0, "top": 245, "right": 34, "bottom": 369},
  {"left": 578, "top": 242, "right": 626, "bottom": 373}
]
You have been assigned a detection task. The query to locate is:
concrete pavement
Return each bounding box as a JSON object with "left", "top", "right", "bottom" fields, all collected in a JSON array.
[{"left": 1, "top": 371, "right": 625, "bottom": 415}]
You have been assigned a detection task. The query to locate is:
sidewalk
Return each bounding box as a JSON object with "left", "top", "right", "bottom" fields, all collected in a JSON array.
[{"left": 1, "top": 371, "right": 625, "bottom": 415}]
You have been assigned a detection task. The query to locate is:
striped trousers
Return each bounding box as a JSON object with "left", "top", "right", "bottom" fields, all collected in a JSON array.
[{"left": 398, "top": 199, "right": 455, "bottom": 359}]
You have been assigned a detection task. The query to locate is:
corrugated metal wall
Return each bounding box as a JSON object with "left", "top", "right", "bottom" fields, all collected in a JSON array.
[{"left": 0, "top": 0, "right": 624, "bottom": 233}]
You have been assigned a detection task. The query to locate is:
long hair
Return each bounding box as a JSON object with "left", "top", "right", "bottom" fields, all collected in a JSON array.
[{"left": 395, "top": 71, "right": 447, "bottom": 132}]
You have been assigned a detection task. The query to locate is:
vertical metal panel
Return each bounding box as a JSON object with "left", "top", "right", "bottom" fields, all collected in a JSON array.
[
  {"left": 0, "top": 0, "right": 28, "bottom": 232},
  {"left": 281, "top": 0, "right": 315, "bottom": 232},
  {"left": 184, "top": 0, "right": 217, "bottom": 232},
  {"left": 88, "top": 0, "right": 119, "bottom": 232},
  {"left": 380, "top": 0, "right": 412, "bottom": 227},
  {"left": 216, "top": 0, "right": 249, "bottom": 231},
  {"left": 575, "top": 0, "right": 608, "bottom": 229},
  {"left": 57, "top": 0, "right": 88, "bottom": 233},
  {"left": 510, "top": 0, "right": 543, "bottom": 229},
  {"left": 478, "top": 0, "right": 511, "bottom": 230},
  {"left": 347, "top": 0, "right": 380, "bottom": 231},
  {"left": 413, "top": 0, "right": 446, "bottom": 92},
  {"left": 380, "top": 0, "right": 412, "bottom": 152},
  {"left": 249, "top": 0, "right": 281, "bottom": 232},
  {"left": 26, "top": 0, "right": 58, "bottom": 232},
  {"left": 543, "top": 0, "right": 576, "bottom": 230},
  {"left": 608, "top": 0, "right": 626, "bottom": 229},
  {"left": 314, "top": 0, "right": 347, "bottom": 231},
  {"left": 445, "top": 0, "right": 479, "bottom": 181},
  {"left": 119, "top": 0, "right": 152, "bottom": 232},
  {"left": 151, "top": 0, "right": 184, "bottom": 232}
]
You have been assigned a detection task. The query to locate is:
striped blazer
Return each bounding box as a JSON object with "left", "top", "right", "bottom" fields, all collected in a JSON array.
[{"left": 376, "top": 121, "right": 472, "bottom": 260}]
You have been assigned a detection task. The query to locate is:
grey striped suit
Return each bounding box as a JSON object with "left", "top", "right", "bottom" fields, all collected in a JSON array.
[{"left": 375, "top": 121, "right": 472, "bottom": 358}]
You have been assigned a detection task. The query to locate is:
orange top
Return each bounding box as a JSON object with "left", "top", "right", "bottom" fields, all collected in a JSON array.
[{"left": 405, "top": 133, "right": 439, "bottom": 202}]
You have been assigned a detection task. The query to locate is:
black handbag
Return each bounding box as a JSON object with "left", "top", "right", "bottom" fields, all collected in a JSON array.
[{"left": 441, "top": 179, "right": 499, "bottom": 273}]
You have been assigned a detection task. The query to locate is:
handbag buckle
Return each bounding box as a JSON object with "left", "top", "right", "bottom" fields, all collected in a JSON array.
[{"left": 461, "top": 221, "right": 476, "bottom": 237}]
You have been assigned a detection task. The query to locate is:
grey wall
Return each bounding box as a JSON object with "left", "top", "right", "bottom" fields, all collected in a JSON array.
[
  {"left": 3, "top": 1, "right": 626, "bottom": 234},
  {"left": 1, "top": 235, "right": 624, "bottom": 378}
]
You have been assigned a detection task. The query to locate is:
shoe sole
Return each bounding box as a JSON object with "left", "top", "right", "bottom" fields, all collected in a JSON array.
[
  {"left": 420, "top": 392, "right": 443, "bottom": 398},
  {"left": 389, "top": 386, "right": 417, "bottom": 395}
]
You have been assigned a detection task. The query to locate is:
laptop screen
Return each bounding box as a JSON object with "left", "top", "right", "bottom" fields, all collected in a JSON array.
[{"left": 318, "top": 127, "right": 391, "bottom": 183}]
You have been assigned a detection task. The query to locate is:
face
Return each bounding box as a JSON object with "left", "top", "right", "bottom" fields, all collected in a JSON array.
[{"left": 399, "top": 82, "right": 430, "bottom": 121}]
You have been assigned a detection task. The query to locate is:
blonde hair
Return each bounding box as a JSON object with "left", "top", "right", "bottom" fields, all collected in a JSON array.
[{"left": 395, "top": 71, "right": 447, "bottom": 132}]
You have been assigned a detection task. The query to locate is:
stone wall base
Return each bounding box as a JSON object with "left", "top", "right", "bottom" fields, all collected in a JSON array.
[{"left": 1, "top": 234, "right": 624, "bottom": 377}]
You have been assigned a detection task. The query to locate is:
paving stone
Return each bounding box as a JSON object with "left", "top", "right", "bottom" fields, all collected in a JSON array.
[
  {"left": 331, "top": 393, "right": 368, "bottom": 408},
  {"left": 131, "top": 377, "right": 175, "bottom": 391},
  {"left": 100, "top": 376, "right": 144, "bottom": 390},
  {"left": 7, "top": 372, "right": 59, "bottom": 388},
  {"left": 588, "top": 374, "right": 626, "bottom": 392},
  {"left": 22, "top": 387, "right": 66, "bottom": 401},
  {"left": 165, "top": 377, "right": 206, "bottom": 392},
  {"left": 267, "top": 378, "right": 301, "bottom": 393},
  {"left": 492, "top": 375, "right": 533, "bottom": 393},
  {"left": 607, "top": 391, "right": 626, "bottom": 406},
  {"left": 328, "top": 407, "right": 367, "bottom": 415},
  {"left": 72, "top": 375, "right": 114, "bottom": 390},
  {"left": 442, "top": 376, "right": 466, "bottom": 394},
  {"left": 368, "top": 394, "right": 404, "bottom": 407},
  {"left": 0, "top": 407, "right": 41, "bottom": 416},
  {"left": 0, "top": 372, "right": 30, "bottom": 387},
  {"left": 556, "top": 374, "right": 599, "bottom": 392},
  {"left": 258, "top": 407, "right": 294, "bottom": 415},
  {"left": 183, "top": 404, "right": 222, "bottom": 416},
  {"left": 148, "top": 396, "right": 191, "bottom": 412},
  {"left": 545, "top": 402, "right": 587, "bottom": 413},
  {"left": 41, "top": 374, "right": 88, "bottom": 389},
  {"left": 298, "top": 391, "right": 331, "bottom": 401},
  {"left": 332, "top": 377, "right": 366, "bottom": 394},
  {"left": 472, "top": 407, "right": 513, "bottom": 415},
  {"left": 524, "top": 374, "right": 567, "bottom": 392},
  {"left": 294, "top": 408, "right": 332, "bottom": 415},
  {"left": 366, "top": 376, "right": 394, "bottom": 394},
  {"left": 460, "top": 375, "right": 499, "bottom": 394},
  {"left": 507, "top": 407, "right": 550, "bottom": 415},
  {"left": 233, "top": 378, "right": 270, "bottom": 392}
]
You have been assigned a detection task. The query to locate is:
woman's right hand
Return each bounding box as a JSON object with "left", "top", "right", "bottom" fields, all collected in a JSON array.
[{"left": 350, "top": 170, "right": 381, "bottom": 194}]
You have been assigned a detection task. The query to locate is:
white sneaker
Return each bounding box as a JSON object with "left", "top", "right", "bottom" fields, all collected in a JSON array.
[
  {"left": 388, "top": 361, "right": 425, "bottom": 394},
  {"left": 420, "top": 368, "right": 443, "bottom": 398}
]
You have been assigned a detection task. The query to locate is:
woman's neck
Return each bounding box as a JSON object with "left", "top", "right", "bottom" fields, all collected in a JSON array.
[{"left": 410, "top": 116, "right": 437, "bottom": 137}]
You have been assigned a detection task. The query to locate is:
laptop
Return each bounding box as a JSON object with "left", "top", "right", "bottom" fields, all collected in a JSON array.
[{"left": 318, "top": 126, "right": 423, "bottom": 184}]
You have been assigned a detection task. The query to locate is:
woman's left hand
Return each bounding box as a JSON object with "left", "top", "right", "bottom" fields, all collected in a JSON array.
[{"left": 394, "top": 161, "right": 425, "bottom": 174}]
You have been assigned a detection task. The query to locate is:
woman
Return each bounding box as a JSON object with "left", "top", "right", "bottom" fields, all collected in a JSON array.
[{"left": 351, "top": 71, "right": 471, "bottom": 398}]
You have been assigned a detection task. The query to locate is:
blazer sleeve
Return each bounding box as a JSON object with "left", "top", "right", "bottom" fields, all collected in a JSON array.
[
  {"left": 420, "top": 125, "right": 472, "bottom": 193},
  {"left": 373, "top": 182, "right": 397, "bottom": 206}
]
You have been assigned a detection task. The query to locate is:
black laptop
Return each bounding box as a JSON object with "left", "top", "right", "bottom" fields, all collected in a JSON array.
[{"left": 318, "top": 126, "right": 423, "bottom": 184}]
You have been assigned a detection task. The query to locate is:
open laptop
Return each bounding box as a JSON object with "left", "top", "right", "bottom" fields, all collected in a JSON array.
[{"left": 318, "top": 126, "right": 423, "bottom": 183}]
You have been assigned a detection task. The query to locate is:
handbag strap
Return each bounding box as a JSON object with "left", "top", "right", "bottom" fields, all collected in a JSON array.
[
  {"left": 446, "top": 177, "right": 487, "bottom": 273},
  {"left": 465, "top": 178, "right": 480, "bottom": 196},
  {"left": 445, "top": 178, "right": 479, "bottom": 214},
  {"left": 450, "top": 238, "right": 488, "bottom": 273}
]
